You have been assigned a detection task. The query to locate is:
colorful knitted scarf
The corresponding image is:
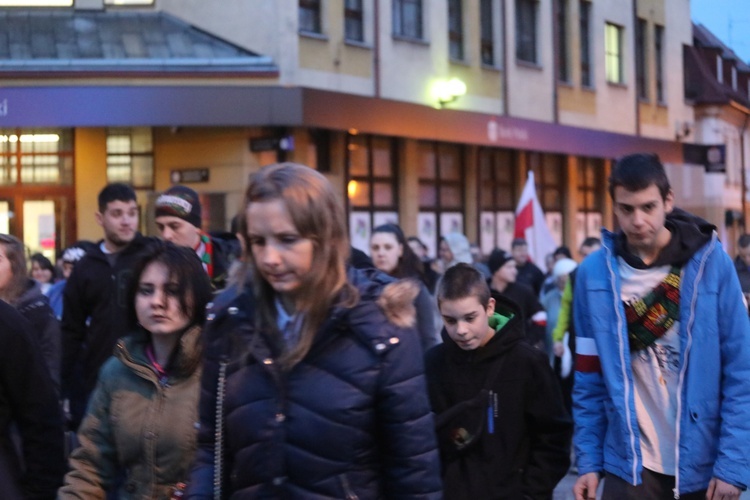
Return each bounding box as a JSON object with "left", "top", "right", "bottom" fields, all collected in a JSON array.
[
  {"left": 624, "top": 266, "right": 681, "bottom": 352},
  {"left": 194, "top": 232, "right": 214, "bottom": 278}
]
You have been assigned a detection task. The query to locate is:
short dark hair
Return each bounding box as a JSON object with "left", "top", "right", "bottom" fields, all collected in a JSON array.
[
  {"left": 29, "top": 253, "right": 56, "bottom": 281},
  {"left": 739, "top": 234, "right": 750, "bottom": 249},
  {"left": 436, "top": 263, "right": 491, "bottom": 308},
  {"left": 98, "top": 183, "right": 136, "bottom": 213},
  {"left": 511, "top": 237, "right": 527, "bottom": 249},
  {"left": 581, "top": 237, "right": 601, "bottom": 248},
  {"left": 126, "top": 241, "right": 213, "bottom": 331},
  {"left": 608, "top": 153, "right": 671, "bottom": 201},
  {"left": 553, "top": 246, "right": 572, "bottom": 259}
]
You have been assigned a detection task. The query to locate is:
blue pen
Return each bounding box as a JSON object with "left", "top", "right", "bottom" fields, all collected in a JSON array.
[{"left": 487, "top": 391, "right": 494, "bottom": 434}]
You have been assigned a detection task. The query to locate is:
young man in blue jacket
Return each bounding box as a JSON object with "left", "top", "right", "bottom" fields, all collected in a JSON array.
[{"left": 573, "top": 154, "right": 750, "bottom": 500}]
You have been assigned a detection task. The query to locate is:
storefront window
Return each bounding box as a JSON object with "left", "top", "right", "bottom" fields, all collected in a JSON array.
[
  {"left": 106, "top": 127, "right": 154, "bottom": 189},
  {"left": 478, "top": 147, "right": 517, "bottom": 255},
  {"left": 0, "top": 129, "right": 73, "bottom": 186},
  {"left": 346, "top": 134, "right": 399, "bottom": 254}
]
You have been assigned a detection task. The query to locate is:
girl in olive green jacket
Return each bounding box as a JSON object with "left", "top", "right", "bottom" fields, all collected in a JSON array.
[{"left": 60, "top": 242, "right": 212, "bottom": 499}]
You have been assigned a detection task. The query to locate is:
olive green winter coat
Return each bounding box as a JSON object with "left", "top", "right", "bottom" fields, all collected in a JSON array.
[{"left": 59, "top": 325, "right": 202, "bottom": 500}]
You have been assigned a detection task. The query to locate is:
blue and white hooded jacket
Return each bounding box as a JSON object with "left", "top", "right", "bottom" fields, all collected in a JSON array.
[{"left": 573, "top": 214, "right": 750, "bottom": 496}]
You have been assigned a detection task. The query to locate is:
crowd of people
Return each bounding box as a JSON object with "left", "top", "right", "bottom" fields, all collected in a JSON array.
[{"left": 0, "top": 153, "right": 748, "bottom": 499}]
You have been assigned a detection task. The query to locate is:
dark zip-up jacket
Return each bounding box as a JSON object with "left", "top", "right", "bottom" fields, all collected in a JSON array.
[
  {"left": 61, "top": 235, "right": 156, "bottom": 407},
  {"left": 185, "top": 268, "right": 442, "bottom": 499},
  {"left": 0, "top": 300, "right": 65, "bottom": 499},
  {"left": 15, "top": 279, "right": 61, "bottom": 390},
  {"left": 425, "top": 295, "right": 572, "bottom": 499}
]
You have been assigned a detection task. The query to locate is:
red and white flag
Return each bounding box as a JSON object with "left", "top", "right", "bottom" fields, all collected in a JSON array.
[{"left": 513, "top": 171, "right": 557, "bottom": 264}]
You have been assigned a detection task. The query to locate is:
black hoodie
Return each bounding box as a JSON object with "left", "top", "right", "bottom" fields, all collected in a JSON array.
[
  {"left": 424, "top": 295, "right": 572, "bottom": 499},
  {"left": 615, "top": 207, "right": 714, "bottom": 269}
]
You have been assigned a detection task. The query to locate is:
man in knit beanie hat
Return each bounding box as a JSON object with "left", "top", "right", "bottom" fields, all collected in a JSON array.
[{"left": 155, "top": 185, "right": 228, "bottom": 289}]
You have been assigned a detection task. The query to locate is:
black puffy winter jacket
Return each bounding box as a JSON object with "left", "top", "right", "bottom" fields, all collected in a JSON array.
[{"left": 186, "top": 267, "right": 443, "bottom": 499}]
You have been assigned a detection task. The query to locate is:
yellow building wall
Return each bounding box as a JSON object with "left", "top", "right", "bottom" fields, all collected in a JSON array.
[
  {"left": 639, "top": 102, "right": 669, "bottom": 127},
  {"left": 74, "top": 128, "right": 108, "bottom": 242},
  {"left": 558, "top": 86, "right": 597, "bottom": 115}
]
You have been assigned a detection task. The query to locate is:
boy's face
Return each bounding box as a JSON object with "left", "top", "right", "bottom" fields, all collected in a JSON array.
[{"left": 440, "top": 296, "right": 496, "bottom": 351}]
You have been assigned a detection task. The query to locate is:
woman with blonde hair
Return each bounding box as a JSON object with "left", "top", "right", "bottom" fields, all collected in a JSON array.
[{"left": 186, "top": 163, "right": 441, "bottom": 499}]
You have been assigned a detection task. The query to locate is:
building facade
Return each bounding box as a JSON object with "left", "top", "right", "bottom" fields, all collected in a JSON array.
[{"left": 0, "top": 0, "right": 730, "bottom": 262}]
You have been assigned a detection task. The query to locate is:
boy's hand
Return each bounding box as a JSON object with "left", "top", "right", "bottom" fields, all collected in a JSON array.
[
  {"left": 574, "top": 472, "right": 599, "bottom": 500},
  {"left": 553, "top": 341, "right": 565, "bottom": 357},
  {"left": 706, "top": 478, "right": 741, "bottom": 500}
]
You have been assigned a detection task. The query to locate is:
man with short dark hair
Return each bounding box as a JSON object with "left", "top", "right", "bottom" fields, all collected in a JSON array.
[
  {"left": 61, "top": 183, "right": 155, "bottom": 429},
  {"left": 573, "top": 154, "right": 750, "bottom": 500},
  {"left": 511, "top": 237, "right": 545, "bottom": 295}
]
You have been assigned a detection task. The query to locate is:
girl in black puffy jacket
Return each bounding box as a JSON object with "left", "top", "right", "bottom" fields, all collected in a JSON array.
[{"left": 186, "top": 163, "right": 442, "bottom": 499}]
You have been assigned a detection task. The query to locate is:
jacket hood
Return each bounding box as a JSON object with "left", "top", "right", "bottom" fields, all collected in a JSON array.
[
  {"left": 116, "top": 324, "right": 203, "bottom": 381},
  {"left": 442, "top": 233, "right": 473, "bottom": 266},
  {"left": 614, "top": 207, "right": 714, "bottom": 268},
  {"left": 440, "top": 292, "right": 525, "bottom": 362},
  {"left": 15, "top": 278, "right": 46, "bottom": 310}
]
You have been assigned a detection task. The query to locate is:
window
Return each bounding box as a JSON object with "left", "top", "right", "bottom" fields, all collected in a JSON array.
[
  {"left": 104, "top": 0, "right": 154, "bottom": 4},
  {"left": 0, "top": 0, "right": 71, "bottom": 4},
  {"left": 605, "top": 22, "right": 624, "bottom": 84},
  {"left": 0, "top": 129, "right": 73, "bottom": 186},
  {"left": 732, "top": 66, "right": 738, "bottom": 90},
  {"left": 635, "top": 18, "right": 648, "bottom": 99},
  {"left": 299, "top": 0, "right": 322, "bottom": 34},
  {"left": 577, "top": 157, "right": 604, "bottom": 245},
  {"left": 345, "top": 0, "right": 364, "bottom": 42},
  {"left": 716, "top": 55, "right": 723, "bottom": 84},
  {"left": 393, "top": 0, "right": 423, "bottom": 39},
  {"left": 579, "top": 1, "right": 592, "bottom": 87},
  {"left": 480, "top": 0, "right": 495, "bottom": 65},
  {"left": 106, "top": 128, "right": 154, "bottom": 189},
  {"left": 418, "top": 142, "right": 464, "bottom": 253},
  {"left": 346, "top": 134, "right": 399, "bottom": 249},
  {"left": 655, "top": 24, "right": 664, "bottom": 102},
  {"left": 557, "top": 0, "right": 569, "bottom": 82},
  {"left": 516, "top": 0, "right": 537, "bottom": 63},
  {"left": 478, "top": 148, "right": 518, "bottom": 253},
  {"left": 448, "top": 0, "right": 464, "bottom": 60}
]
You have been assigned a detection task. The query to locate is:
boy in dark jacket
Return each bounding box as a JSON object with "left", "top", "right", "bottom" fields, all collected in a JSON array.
[{"left": 425, "top": 263, "right": 572, "bottom": 499}]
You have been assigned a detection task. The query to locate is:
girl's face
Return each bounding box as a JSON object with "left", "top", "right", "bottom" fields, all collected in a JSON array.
[
  {"left": 370, "top": 232, "right": 403, "bottom": 275},
  {"left": 135, "top": 261, "right": 191, "bottom": 336},
  {"left": 495, "top": 259, "right": 518, "bottom": 284},
  {"left": 246, "top": 199, "right": 314, "bottom": 306},
  {"left": 0, "top": 245, "right": 12, "bottom": 293},
  {"left": 31, "top": 261, "right": 53, "bottom": 284},
  {"left": 438, "top": 240, "right": 454, "bottom": 264}
]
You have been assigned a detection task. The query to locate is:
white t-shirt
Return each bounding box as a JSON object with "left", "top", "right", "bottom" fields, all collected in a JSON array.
[{"left": 619, "top": 257, "right": 680, "bottom": 475}]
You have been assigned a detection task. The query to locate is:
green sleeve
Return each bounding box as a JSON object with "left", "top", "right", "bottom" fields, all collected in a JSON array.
[{"left": 552, "top": 280, "right": 573, "bottom": 343}]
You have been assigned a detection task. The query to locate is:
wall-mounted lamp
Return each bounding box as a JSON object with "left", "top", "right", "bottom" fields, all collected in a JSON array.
[
  {"left": 675, "top": 120, "right": 693, "bottom": 141},
  {"left": 432, "top": 78, "right": 467, "bottom": 107}
]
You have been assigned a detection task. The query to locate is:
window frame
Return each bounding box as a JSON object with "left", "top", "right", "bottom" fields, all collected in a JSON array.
[
  {"left": 448, "top": 0, "right": 464, "bottom": 61},
  {"left": 605, "top": 22, "right": 624, "bottom": 85},
  {"left": 635, "top": 18, "right": 648, "bottom": 100},
  {"left": 105, "top": 127, "right": 154, "bottom": 190},
  {"left": 655, "top": 24, "right": 665, "bottom": 103},
  {"left": 299, "top": 0, "right": 323, "bottom": 35},
  {"left": 579, "top": 0, "right": 592, "bottom": 87},
  {"left": 392, "top": 0, "right": 424, "bottom": 40},
  {"left": 480, "top": 0, "right": 495, "bottom": 66},
  {"left": 344, "top": 0, "right": 365, "bottom": 43},
  {"left": 557, "top": 0, "right": 569, "bottom": 82},
  {"left": 515, "top": 0, "right": 538, "bottom": 64}
]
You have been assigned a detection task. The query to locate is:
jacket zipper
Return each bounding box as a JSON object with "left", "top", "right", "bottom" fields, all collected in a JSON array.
[
  {"left": 672, "top": 233, "right": 714, "bottom": 499},
  {"left": 604, "top": 243, "right": 639, "bottom": 485},
  {"left": 215, "top": 359, "right": 227, "bottom": 500}
]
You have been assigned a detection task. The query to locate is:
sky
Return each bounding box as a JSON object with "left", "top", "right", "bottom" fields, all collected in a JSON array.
[{"left": 692, "top": 0, "right": 750, "bottom": 62}]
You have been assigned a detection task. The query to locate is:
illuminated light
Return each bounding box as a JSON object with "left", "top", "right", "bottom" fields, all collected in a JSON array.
[
  {"left": 0, "top": 134, "right": 59, "bottom": 143},
  {"left": 20, "top": 134, "right": 60, "bottom": 143},
  {"left": 432, "top": 77, "right": 468, "bottom": 107},
  {"left": 0, "top": 0, "right": 72, "bottom": 5},
  {"left": 348, "top": 128, "right": 359, "bottom": 135},
  {"left": 347, "top": 180, "right": 358, "bottom": 199}
]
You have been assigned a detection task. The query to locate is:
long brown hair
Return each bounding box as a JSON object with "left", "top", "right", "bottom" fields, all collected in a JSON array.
[
  {"left": 0, "top": 234, "right": 29, "bottom": 304},
  {"left": 241, "top": 163, "right": 356, "bottom": 369}
]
